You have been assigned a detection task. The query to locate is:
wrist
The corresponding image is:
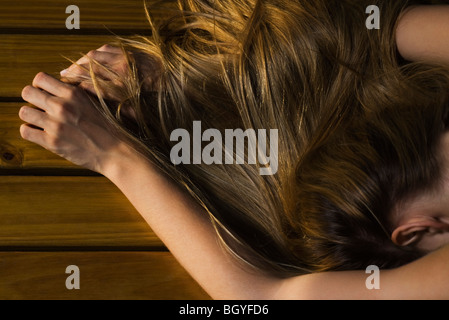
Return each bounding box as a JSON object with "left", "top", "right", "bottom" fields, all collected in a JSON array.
[{"left": 100, "top": 141, "right": 152, "bottom": 184}]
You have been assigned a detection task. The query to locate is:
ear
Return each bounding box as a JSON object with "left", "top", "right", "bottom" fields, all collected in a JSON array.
[{"left": 391, "top": 217, "right": 449, "bottom": 249}]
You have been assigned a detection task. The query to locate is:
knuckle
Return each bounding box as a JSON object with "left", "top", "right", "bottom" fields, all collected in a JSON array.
[
  {"left": 67, "top": 86, "right": 81, "bottom": 99},
  {"left": 65, "top": 88, "right": 76, "bottom": 100},
  {"left": 60, "top": 88, "right": 77, "bottom": 103},
  {"left": 87, "top": 50, "right": 97, "bottom": 59},
  {"left": 52, "top": 102, "right": 70, "bottom": 121},
  {"left": 52, "top": 103, "right": 65, "bottom": 118},
  {"left": 53, "top": 100, "right": 78, "bottom": 123},
  {"left": 51, "top": 122, "right": 65, "bottom": 136}
]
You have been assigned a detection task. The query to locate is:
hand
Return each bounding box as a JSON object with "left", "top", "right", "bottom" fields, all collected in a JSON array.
[
  {"left": 60, "top": 44, "right": 129, "bottom": 101},
  {"left": 61, "top": 44, "right": 161, "bottom": 98},
  {"left": 19, "top": 72, "right": 130, "bottom": 174}
]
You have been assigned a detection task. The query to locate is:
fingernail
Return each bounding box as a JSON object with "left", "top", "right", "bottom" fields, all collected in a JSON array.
[{"left": 60, "top": 69, "right": 68, "bottom": 76}]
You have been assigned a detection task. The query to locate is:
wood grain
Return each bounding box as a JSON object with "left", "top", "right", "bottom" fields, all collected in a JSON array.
[
  {"left": 0, "top": 0, "right": 150, "bottom": 30},
  {"left": 0, "top": 35, "right": 120, "bottom": 98},
  {"left": 0, "top": 176, "right": 163, "bottom": 249},
  {"left": 0, "top": 0, "right": 209, "bottom": 301},
  {"left": 0, "top": 251, "right": 210, "bottom": 300}
]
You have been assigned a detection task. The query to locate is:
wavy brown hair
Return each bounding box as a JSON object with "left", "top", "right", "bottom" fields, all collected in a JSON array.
[{"left": 69, "top": 0, "right": 449, "bottom": 276}]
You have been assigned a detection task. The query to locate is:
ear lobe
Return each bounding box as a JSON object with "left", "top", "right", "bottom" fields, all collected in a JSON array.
[
  {"left": 391, "top": 217, "right": 449, "bottom": 247},
  {"left": 391, "top": 224, "right": 427, "bottom": 246}
]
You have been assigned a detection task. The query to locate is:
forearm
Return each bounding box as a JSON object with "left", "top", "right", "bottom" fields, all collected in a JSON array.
[
  {"left": 103, "top": 145, "right": 449, "bottom": 300},
  {"left": 278, "top": 244, "right": 449, "bottom": 300},
  {"left": 20, "top": 54, "right": 280, "bottom": 300},
  {"left": 396, "top": 5, "right": 449, "bottom": 65},
  {"left": 103, "top": 145, "right": 281, "bottom": 300}
]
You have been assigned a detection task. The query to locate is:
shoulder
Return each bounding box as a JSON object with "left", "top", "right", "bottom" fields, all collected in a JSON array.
[{"left": 273, "top": 269, "right": 394, "bottom": 300}]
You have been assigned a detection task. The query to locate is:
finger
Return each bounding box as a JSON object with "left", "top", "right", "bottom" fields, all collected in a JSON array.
[
  {"left": 77, "top": 81, "right": 96, "bottom": 96},
  {"left": 62, "top": 60, "right": 118, "bottom": 81},
  {"left": 78, "top": 80, "right": 121, "bottom": 101},
  {"left": 64, "top": 50, "right": 120, "bottom": 74},
  {"left": 97, "top": 44, "right": 123, "bottom": 53},
  {"left": 60, "top": 45, "right": 122, "bottom": 76},
  {"left": 32, "top": 72, "right": 73, "bottom": 97},
  {"left": 20, "top": 123, "right": 48, "bottom": 148},
  {"left": 60, "top": 62, "right": 89, "bottom": 79},
  {"left": 61, "top": 58, "right": 123, "bottom": 85},
  {"left": 19, "top": 106, "right": 49, "bottom": 130},
  {"left": 21, "top": 85, "right": 55, "bottom": 113}
]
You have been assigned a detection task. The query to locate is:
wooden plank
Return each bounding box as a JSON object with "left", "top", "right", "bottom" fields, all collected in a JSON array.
[
  {"left": 0, "top": 103, "right": 79, "bottom": 171},
  {"left": 0, "top": 251, "right": 210, "bottom": 300},
  {"left": 0, "top": 176, "right": 163, "bottom": 249},
  {"left": 0, "top": 0, "right": 150, "bottom": 30},
  {"left": 0, "top": 35, "right": 120, "bottom": 98}
]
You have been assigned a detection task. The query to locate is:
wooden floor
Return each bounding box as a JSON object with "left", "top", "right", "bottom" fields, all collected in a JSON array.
[{"left": 0, "top": 0, "right": 210, "bottom": 300}]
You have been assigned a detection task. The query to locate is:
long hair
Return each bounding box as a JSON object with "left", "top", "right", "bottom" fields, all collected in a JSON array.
[{"left": 69, "top": 0, "right": 449, "bottom": 276}]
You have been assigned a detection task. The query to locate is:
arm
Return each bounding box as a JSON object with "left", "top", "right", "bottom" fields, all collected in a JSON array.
[
  {"left": 396, "top": 5, "right": 449, "bottom": 65},
  {"left": 18, "top": 64, "right": 449, "bottom": 300},
  {"left": 18, "top": 70, "right": 281, "bottom": 300},
  {"left": 279, "top": 244, "right": 449, "bottom": 300},
  {"left": 103, "top": 146, "right": 283, "bottom": 299}
]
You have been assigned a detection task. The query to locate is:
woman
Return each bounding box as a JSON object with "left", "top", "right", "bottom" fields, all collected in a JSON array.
[{"left": 18, "top": 0, "right": 449, "bottom": 298}]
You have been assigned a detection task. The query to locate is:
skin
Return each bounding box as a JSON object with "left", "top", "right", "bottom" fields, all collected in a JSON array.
[
  {"left": 396, "top": 5, "right": 449, "bottom": 65},
  {"left": 18, "top": 5, "right": 449, "bottom": 299},
  {"left": 61, "top": 45, "right": 130, "bottom": 101}
]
